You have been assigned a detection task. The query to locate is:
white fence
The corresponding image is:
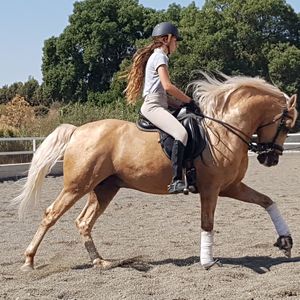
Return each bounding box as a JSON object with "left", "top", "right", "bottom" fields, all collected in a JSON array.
[
  {"left": 281, "top": 133, "right": 300, "bottom": 151},
  {"left": 0, "top": 137, "right": 44, "bottom": 156},
  {"left": 0, "top": 137, "right": 60, "bottom": 180},
  {"left": 0, "top": 134, "right": 300, "bottom": 180}
]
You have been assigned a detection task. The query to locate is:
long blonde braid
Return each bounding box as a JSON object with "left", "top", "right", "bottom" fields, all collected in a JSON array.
[{"left": 125, "top": 40, "right": 164, "bottom": 104}]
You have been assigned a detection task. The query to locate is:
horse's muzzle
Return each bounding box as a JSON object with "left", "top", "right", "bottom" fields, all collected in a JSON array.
[{"left": 257, "top": 151, "right": 279, "bottom": 167}]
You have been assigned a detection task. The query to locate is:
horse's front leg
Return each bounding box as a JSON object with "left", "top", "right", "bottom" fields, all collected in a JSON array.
[
  {"left": 222, "top": 182, "right": 292, "bottom": 257},
  {"left": 200, "top": 188, "right": 221, "bottom": 269}
]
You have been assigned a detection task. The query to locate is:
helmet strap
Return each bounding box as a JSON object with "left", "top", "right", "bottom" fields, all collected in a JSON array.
[
  {"left": 166, "top": 34, "right": 172, "bottom": 54},
  {"left": 163, "top": 34, "right": 172, "bottom": 55}
]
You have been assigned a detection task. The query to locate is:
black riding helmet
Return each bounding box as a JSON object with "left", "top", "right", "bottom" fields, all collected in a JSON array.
[{"left": 151, "top": 22, "right": 183, "bottom": 41}]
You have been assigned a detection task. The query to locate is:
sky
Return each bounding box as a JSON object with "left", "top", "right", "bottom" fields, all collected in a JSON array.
[{"left": 0, "top": 0, "right": 299, "bottom": 87}]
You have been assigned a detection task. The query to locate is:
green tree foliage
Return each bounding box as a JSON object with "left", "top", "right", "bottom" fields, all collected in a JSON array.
[
  {"left": 19, "top": 77, "right": 40, "bottom": 105},
  {"left": 1, "top": 0, "right": 299, "bottom": 130},
  {"left": 0, "top": 77, "right": 40, "bottom": 105},
  {"left": 268, "top": 44, "right": 300, "bottom": 95},
  {"left": 42, "top": 0, "right": 147, "bottom": 103},
  {"left": 0, "top": 85, "right": 10, "bottom": 104},
  {"left": 173, "top": 0, "right": 300, "bottom": 82}
]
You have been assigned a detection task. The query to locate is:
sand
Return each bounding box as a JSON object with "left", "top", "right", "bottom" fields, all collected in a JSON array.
[{"left": 1, "top": 154, "right": 300, "bottom": 300}]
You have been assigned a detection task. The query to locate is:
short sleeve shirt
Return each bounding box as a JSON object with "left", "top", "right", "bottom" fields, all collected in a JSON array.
[{"left": 142, "top": 48, "right": 169, "bottom": 97}]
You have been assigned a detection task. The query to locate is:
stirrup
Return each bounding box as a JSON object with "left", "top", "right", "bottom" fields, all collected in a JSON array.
[{"left": 168, "top": 180, "right": 186, "bottom": 194}]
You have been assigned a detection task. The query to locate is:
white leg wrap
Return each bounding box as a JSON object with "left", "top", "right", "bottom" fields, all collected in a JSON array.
[
  {"left": 200, "top": 231, "right": 214, "bottom": 268},
  {"left": 266, "top": 203, "right": 290, "bottom": 236}
]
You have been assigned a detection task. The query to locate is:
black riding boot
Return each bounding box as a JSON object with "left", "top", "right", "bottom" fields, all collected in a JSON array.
[{"left": 168, "top": 140, "right": 186, "bottom": 194}]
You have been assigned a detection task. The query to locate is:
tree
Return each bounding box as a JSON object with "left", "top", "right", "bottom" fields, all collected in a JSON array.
[
  {"left": 42, "top": 0, "right": 147, "bottom": 102},
  {"left": 0, "top": 77, "right": 42, "bottom": 105},
  {"left": 0, "top": 85, "right": 10, "bottom": 104},
  {"left": 268, "top": 44, "right": 300, "bottom": 97},
  {"left": 19, "top": 77, "right": 40, "bottom": 105},
  {"left": 169, "top": 2, "right": 202, "bottom": 89},
  {"left": 176, "top": 0, "right": 300, "bottom": 79},
  {"left": 29, "top": 0, "right": 300, "bottom": 125}
]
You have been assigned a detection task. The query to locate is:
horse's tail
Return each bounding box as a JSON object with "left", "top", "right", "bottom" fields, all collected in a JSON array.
[{"left": 12, "top": 124, "right": 77, "bottom": 219}]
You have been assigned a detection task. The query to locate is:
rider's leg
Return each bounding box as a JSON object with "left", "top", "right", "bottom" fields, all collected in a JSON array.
[
  {"left": 167, "top": 139, "right": 186, "bottom": 194},
  {"left": 141, "top": 94, "right": 188, "bottom": 194}
]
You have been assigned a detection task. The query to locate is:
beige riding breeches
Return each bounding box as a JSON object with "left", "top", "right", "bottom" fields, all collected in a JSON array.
[{"left": 141, "top": 93, "right": 188, "bottom": 146}]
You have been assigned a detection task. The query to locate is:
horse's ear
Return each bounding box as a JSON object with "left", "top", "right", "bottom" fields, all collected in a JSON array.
[
  {"left": 286, "top": 94, "right": 298, "bottom": 128},
  {"left": 288, "top": 94, "right": 297, "bottom": 109}
]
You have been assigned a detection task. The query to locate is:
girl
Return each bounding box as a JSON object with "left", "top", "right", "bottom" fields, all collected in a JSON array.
[{"left": 125, "top": 22, "right": 194, "bottom": 194}]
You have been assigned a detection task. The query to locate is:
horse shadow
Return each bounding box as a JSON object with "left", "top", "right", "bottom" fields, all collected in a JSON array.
[
  {"left": 71, "top": 255, "right": 300, "bottom": 274},
  {"left": 150, "top": 255, "right": 300, "bottom": 274}
]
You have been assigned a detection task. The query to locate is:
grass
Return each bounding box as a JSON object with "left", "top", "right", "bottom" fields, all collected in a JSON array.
[{"left": 0, "top": 96, "right": 141, "bottom": 164}]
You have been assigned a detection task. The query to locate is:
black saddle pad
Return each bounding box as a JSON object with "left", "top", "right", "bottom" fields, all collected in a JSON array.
[{"left": 136, "top": 106, "right": 207, "bottom": 161}]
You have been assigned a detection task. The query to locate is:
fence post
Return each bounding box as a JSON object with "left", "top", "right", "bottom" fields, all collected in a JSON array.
[{"left": 33, "top": 139, "right": 36, "bottom": 153}]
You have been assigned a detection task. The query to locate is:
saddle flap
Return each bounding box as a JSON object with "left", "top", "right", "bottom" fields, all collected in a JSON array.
[
  {"left": 181, "top": 116, "right": 205, "bottom": 158},
  {"left": 136, "top": 107, "right": 206, "bottom": 161}
]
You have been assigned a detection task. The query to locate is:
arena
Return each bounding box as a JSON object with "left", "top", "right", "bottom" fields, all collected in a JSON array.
[{"left": 1, "top": 154, "right": 300, "bottom": 299}]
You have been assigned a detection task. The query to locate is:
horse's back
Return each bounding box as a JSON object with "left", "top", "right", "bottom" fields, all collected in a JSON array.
[
  {"left": 71, "top": 118, "right": 159, "bottom": 147},
  {"left": 62, "top": 119, "right": 169, "bottom": 189},
  {"left": 64, "top": 119, "right": 135, "bottom": 162}
]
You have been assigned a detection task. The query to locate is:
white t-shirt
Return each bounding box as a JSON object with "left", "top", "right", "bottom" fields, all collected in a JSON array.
[{"left": 142, "top": 48, "right": 169, "bottom": 97}]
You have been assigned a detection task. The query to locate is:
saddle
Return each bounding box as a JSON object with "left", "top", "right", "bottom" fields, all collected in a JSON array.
[{"left": 136, "top": 106, "right": 207, "bottom": 194}]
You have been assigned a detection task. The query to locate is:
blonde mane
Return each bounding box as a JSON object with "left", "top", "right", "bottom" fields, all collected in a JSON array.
[{"left": 190, "top": 72, "right": 286, "bottom": 116}]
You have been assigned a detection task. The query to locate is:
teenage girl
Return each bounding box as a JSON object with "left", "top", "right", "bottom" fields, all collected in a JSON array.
[{"left": 125, "top": 22, "right": 194, "bottom": 194}]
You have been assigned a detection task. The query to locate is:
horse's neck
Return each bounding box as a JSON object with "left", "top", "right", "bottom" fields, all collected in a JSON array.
[
  {"left": 205, "top": 99, "right": 266, "bottom": 154},
  {"left": 205, "top": 89, "right": 278, "bottom": 135},
  {"left": 208, "top": 110, "right": 256, "bottom": 137}
]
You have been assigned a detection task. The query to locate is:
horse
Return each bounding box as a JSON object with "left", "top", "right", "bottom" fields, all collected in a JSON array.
[{"left": 13, "top": 73, "right": 298, "bottom": 271}]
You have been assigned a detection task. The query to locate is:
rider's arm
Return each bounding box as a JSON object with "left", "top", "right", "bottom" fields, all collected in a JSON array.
[{"left": 158, "top": 65, "right": 191, "bottom": 103}]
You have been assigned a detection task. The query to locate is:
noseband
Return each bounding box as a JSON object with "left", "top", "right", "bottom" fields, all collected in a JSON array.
[{"left": 254, "top": 109, "right": 290, "bottom": 155}]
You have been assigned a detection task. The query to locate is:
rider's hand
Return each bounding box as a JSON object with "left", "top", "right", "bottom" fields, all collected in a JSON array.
[{"left": 186, "top": 100, "right": 201, "bottom": 114}]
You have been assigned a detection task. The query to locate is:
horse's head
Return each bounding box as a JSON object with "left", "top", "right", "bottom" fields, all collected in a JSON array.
[{"left": 256, "top": 94, "right": 298, "bottom": 167}]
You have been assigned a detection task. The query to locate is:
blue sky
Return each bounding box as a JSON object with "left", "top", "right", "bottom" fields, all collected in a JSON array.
[{"left": 0, "top": 0, "right": 299, "bottom": 86}]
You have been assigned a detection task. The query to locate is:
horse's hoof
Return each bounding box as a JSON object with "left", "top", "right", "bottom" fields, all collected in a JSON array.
[
  {"left": 274, "top": 235, "right": 293, "bottom": 258},
  {"left": 20, "top": 263, "right": 34, "bottom": 272},
  {"left": 93, "top": 258, "right": 120, "bottom": 270},
  {"left": 283, "top": 248, "right": 292, "bottom": 258},
  {"left": 202, "top": 259, "right": 222, "bottom": 270}
]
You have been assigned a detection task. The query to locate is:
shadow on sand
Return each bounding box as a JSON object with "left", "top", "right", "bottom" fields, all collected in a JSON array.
[
  {"left": 71, "top": 255, "right": 300, "bottom": 274},
  {"left": 150, "top": 255, "right": 300, "bottom": 274}
]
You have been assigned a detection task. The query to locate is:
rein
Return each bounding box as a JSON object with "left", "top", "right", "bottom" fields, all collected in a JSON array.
[
  {"left": 197, "top": 109, "right": 290, "bottom": 154},
  {"left": 197, "top": 114, "right": 257, "bottom": 151}
]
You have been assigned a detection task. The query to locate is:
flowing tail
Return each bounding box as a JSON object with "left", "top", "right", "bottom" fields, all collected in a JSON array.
[{"left": 12, "top": 124, "right": 77, "bottom": 219}]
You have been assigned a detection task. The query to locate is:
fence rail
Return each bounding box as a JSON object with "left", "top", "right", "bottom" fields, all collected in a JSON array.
[
  {"left": 0, "top": 137, "right": 45, "bottom": 156},
  {"left": 1, "top": 134, "right": 300, "bottom": 157},
  {"left": 0, "top": 134, "right": 299, "bottom": 180}
]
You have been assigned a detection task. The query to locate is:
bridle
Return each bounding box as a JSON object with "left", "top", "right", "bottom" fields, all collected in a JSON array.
[
  {"left": 254, "top": 108, "right": 290, "bottom": 155},
  {"left": 196, "top": 108, "right": 291, "bottom": 155}
]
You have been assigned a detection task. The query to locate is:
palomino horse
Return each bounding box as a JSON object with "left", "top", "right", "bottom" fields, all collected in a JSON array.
[{"left": 13, "top": 73, "right": 298, "bottom": 271}]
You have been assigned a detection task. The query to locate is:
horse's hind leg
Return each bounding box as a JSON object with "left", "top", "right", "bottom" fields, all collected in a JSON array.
[
  {"left": 75, "top": 177, "right": 119, "bottom": 269},
  {"left": 21, "top": 189, "right": 83, "bottom": 271},
  {"left": 222, "top": 182, "right": 292, "bottom": 257}
]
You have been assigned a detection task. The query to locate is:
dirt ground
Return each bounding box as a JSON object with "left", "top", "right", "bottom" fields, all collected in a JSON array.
[{"left": 1, "top": 154, "right": 300, "bottom": 300}]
